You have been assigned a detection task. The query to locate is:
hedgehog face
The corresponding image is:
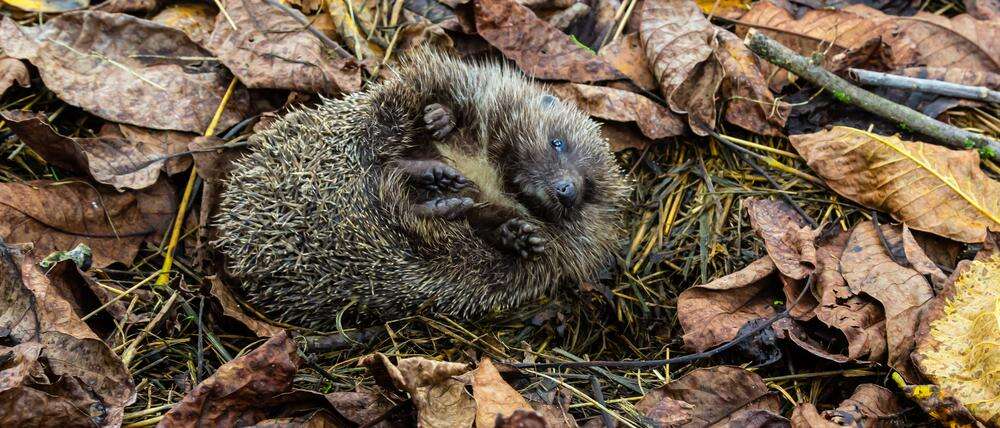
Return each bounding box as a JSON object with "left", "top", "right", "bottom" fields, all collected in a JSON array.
[{"left": 509, "top": 95, "right": 608, "bottom": 221}]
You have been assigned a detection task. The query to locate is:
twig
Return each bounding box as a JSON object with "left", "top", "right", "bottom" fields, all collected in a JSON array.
[
  {"left": 849, "top": 68, "right": 1000, "bottom": 103},
  {"left": 744, "top": 30, "right": 1000, "bottom": 160},
  {"left": 121, "top": 290, "right": 179, "bottom": 367},
  {"left": 590, "top": 375, "right": 614, "bottom": 428},
  {"left": 263, "top": 0, "right": 353, "bottom": 59},
  {"left": 512, "top": 276, "right": 813, "bottom": 369}
]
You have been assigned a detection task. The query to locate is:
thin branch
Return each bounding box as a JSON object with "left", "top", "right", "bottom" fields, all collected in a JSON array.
[
  {"left": 849, "top": 68, "right": 1000, "bottom": 103},
  {"left": 744, "top": 30, "right": 1000, "bottom": 160}
]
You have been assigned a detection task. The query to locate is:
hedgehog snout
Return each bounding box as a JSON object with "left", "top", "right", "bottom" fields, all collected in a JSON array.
[{"left": 553, "top": 179, "right": 577, "bottom": 207}]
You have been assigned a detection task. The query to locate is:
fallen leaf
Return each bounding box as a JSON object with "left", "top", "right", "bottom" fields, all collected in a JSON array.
[
  {"left": 118, "top": 124, "right": 196, "bottom": 175},
  {"left": 598, "top": 32, "right": 657, "bottom": 91},
  {"left": 789, "top": 126, "right": 1000, "bottom": 243},
  {"left": 841, "top": 222, "right": 934, "bottom": 382},
  {"left": 473, "top": 358, "right": 533, "bottom": 427},
  {"left": 885, "top": 13, "right": 1000, "bottom": 72},
  {"left": 158, "top": 331, "right": 303, "bottom": 426},
  {"left": 963, "top": 0, "right": 998, "bottom": 19},
  {"left": 746, "top": 198, "right": 817, "bottom": 280},
  {"left": 495, "top": 410, "right": 550, "bottom": 428},
  {"left": 365, "top": 353, "right": 476, "bottom": 428},
  {"left": 677, "top": 256, "right": 779, "bottom": 352},
  {"left": 792, "top": 384, "right": 902, "bottom": 428},
  {"left": 151, "top": 2, "right": 217, "bottom": 45},
  {"left": 913, "top": 233, "right": 1000, "bottom": 426},
  {"left": 901, "top": 226, "right": 948, "bottom": 290},
  {"left": 1, "top": 110, "right": 191, "bottom": 190},
  {"left": 327, "top": 0, "right": 384, "bottom": 60},
  {"left": 735, "top": 3, "right": 888, "bottom": 91},
  {"left": 637, "top": 366, "right": 781, "bottom": 428},
  {"left": 896, "top": 382, "right": 983, "bottom": 428},
  {"left": 774, "top": 318, "right": 849, "bottom": 363},
  {"left": 206, "top": 0, "right": 362, "bottom": 94},
  {"left": 549, "top": 83, "right": 684, "bottom": 139},
  {"left": 812, "top": 227, "right": 887, "bottom": 361},
  {"left": 324, "top": 390, "right": 400, "bottom": 428},
  {"left": 0, "top": 243, "right": 135, "bottom": 427},
  {"left": 600, "top": 122, "right": 655, "bottom": 152},
  {"left": 0, "top": 179, "right": 175, "bottom": 268},
  {"left": 208, "top": 276, "right": 284, "bottom": 337},
  {"left": 696, "top": 0, "right": 749, "bottom": 20},
  {"left": 93, "top": 0, "right": 158, "bottom": 13},
  {"left": 0, "top": 0, "right": 86, "bottom": 12},
  {"left": 0, "top": 56, "right": 29, "bottom": 97},
  {"left": 727, "top": 409, "right": 789, "bottom": 428},
  {"left": 474, "top": 0, "right": 624, "bottom": 82},
  {"left": 0, "top": 12, "right": 250, "bottom": 133},
  {"left": 637, "top": 396, "right": 694, "bottom": 426},
  {"left": 640, "top": 0, "right": 783, "bottom": 135}
]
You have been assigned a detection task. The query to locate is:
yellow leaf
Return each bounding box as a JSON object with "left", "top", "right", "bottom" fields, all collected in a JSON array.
[
  {"left": 2, "top": 0, "right": 87, "bottom": 12},
  {"left": 152, "top": 3, "right": 217, "bottom": 45},
  {"left": 696, "top": 0, "right": 749, "bottom": 19},
  {"left": 472, "top": 358, "right": 533, "bottom": 427},
  {"left": 789, "top": 126, "right": 1000, "bottom": 243}
]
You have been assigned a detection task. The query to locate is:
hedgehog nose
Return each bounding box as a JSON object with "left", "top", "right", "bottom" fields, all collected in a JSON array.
[{"left": 554, "top": 179, "right": 577, "bottom": 207}]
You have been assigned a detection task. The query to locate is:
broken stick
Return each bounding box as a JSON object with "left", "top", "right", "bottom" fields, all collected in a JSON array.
[
  {"left": 744, "top": 30, "right": 1000, "bottom": 161},
  {"left": 849, "top": 68, "right": 1000, "bottom": 104}
]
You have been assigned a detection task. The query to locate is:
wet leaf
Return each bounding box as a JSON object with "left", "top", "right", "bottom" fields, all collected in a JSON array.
[
  {"left": 0, "top": 56, "right": 29, "bottom": 97},
  {"left": 812, "top": 228, "right": 888, "bottom": 361},
  {"left": 677, "top": 256, "right": 779, "bottom": 352},
  {"left": 913, "top": 233, "right": 1000, "bottom": 426},
  {"left": 0, "top": 244, "right": 135, "bottom": 427},
  {"left": 473, "top": 358, "right": 532, "bottom": 427},
  {"left": 792, "top": 384, "right": 903, "bottom": 428},
  {"left": 841, "top": 222, "right": 934, "bottom": 382},
  {"left": 364, "top": 353, "right": 475, "bottom": 428},
  {"left": 640, "top": 0, "right": 783, "bottom": 135},
  {"left": 206, "top": 0, "right": 362, "bottom": 94},
  {"left": 790, "top": 126, "right": 1000, "bottom": 243},
  {"left": 598, "top": 32, "right": 657, "bottom": 91},
  {"left": 885, "top": 13, "right": 1000, "bottom": 72},
  {"left": 474, "top": 0, "right": 624, "bottom": 82},
  {"left": 159, "top": 331, "right": 303, "bottom": 426},
  {"left": 151, "top": 2, "right": 217, "bottom": 45},
  {"left": 735, "top": 2, "right": 888, "bottom": 91},
  {"left": 0, "top": 179, "right": 175, "bottom": 268},
  {"left": 549, "top": 83, "right": 684, "bottom": 139},
  {"left": 1, "top": 110, "right": 192, "bottom": 190},
  {"left": 208, "top": 276, "right": 284, "bottom": 338},
  {"left": 0, "top": 12, "right": 250, "bottom": 133},
  {"left": 1, "top": 0, "right": 87, "bottom": 12},
  {"left": 636, "top": 366, "right": 781, "bottom": 427}
]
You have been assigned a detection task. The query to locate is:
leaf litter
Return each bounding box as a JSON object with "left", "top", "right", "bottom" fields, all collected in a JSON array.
[{"left": 0, "top": 0, "right": 998, "bottom": 425}]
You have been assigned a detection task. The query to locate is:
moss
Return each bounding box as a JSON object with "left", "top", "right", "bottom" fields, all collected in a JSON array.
[
  {"left": 979, "top": 146, "right": 997, "bottom": 159},
  {"left": 898, "top": 122, "right": 909, "bottom": 132},
  {"left": 964, "top": 139, "right": 976, "bottom": 149},
  {"left": 832, "top": 90, "right": 850, "bottom": 103}
]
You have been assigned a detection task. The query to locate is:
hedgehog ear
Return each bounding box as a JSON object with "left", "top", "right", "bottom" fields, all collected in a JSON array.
[{"left": 540, "top": 94, "right": 557, "bottom": 107}]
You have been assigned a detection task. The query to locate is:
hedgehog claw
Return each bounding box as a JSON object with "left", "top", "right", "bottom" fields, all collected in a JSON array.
[
  {"left": 499, "top": 218, "right": 546, "bottom": 258},
  {"left": 424, "top": 103, "right": 455, "bottom": 139},
  {"left": 399, "top": 159, "right": 469, "bottom": 193}
]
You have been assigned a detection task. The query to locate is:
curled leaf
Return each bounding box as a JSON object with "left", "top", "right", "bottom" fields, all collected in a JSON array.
[
  {"left": 549, "top": 83, "right": 683, "bottom": 139},
  {"left": 0, "top": 56, "right": 29, "bottom": 97}
]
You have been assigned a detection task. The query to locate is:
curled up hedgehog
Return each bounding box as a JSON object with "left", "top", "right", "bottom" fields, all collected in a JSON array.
[{"left": 215, "top": 48, "right": 630, "bottom": 328}]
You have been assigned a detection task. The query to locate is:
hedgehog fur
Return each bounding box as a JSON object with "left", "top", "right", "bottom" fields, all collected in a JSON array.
[{"left": 215, "top": 48, "right": 630, "bottom": 328}]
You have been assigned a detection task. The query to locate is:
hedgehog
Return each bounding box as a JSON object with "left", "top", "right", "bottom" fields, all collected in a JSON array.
[{"left": 215, "top": 48, "right": 630, "bottom": 328}]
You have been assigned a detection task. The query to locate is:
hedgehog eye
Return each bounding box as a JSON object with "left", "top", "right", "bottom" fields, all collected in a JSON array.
[{"left": 550, "top": 138, "right": 565, "bottom": 152}]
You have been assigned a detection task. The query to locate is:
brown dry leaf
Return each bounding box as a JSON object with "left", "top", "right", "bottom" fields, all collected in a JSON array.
[
  {"left": 598, "top": 32, "right": 657, "bottom": 91},
  {"left": 0, "top": 179, "right": 175, "bottom": 268},
  {"left": 325, "top": 390, "right": 398, "bottom": 428},
  {"left": 1, "top": 110, "right": 192, "bottom": 190},
  {"left": 728, "top": 409, "right": 789, "bottom": 427},
  {"left": 792, "top": 384, "right": 902, "bottom": 428},
  {"left": 495, "top": 410, "right": 550, "bottom": 428},
  {"left": 206, "top": 0, "right": 361, "bottom": 94},
  {"left": 901, "top": 226, "right": 948, "bottom": 290},
  {"left": 640, "top": 0, "right": 784, "bottom": 135},
  {"left": 600, "top": 122, "right": 655, "bottom": 152},
  {"left": 963, "top": 0, "right": 998, "bottom": 19},
  {"left": 637, "top": 366, "right": 781, "bottom": 428},
  {"left": 735, "top": 3, "right": 888, "bottom": 91},
  {"left": 638, "top": 395, "right": 694, "bottom": 427},
  {"left": 93, "top": 0, "right": 158, "bottom": 13},
  {"left": 677, "top": 256, "right": 779, "bottom": 352},
  {"left": 159, "top": 331, "right": 302, "bottom": 426},
  {"left": 746, "top": 198, "right": 817, "bottom": 280},
  {"left": 118, "top": 124, "right": 196, "bottom": 175},
  {"left": 841, "top": 222, "right": 934, "bottom": 382},
  {"left": 549, "top": 83, "right": 684, "bottom": 139},
  {"left": 474, "top": 0, "right": 623, "bottom": 82},
  {"left": 0, "top": 56, "right": 29, "bottom": 97},
  {"left": 790, "top": 126, "right": 1000, "bottom": 243},
  {"left": 1, "top": 0, "right": 86, "bottom": 12},
  {"left": 151, "top": 2, "right": 217, "bottom": 45},
  {"left": 913, "top": 233, "right": 1000, "bottom": 426},
  {"left": 208, "top": 276, "right": 284, "bottom": 337},
  {"left": 473, "top": 358, "right": 532, "bottom": 427},
  {"left": 327, "top": 0, "right": 384, "bottom": 60},
  {"left": 813, "top": 228, "right": 887, "bottom": 362},
  {"left": 365, "top": 353, "right": 476, "bottom": 428},
  {"left": 0, "top": 244, "right": 135, "bottom": 427},
  {"left": 0, "top": 12, "right": 249, "bottom": 133},
  {"left": 885, "top": 13, "right": 1000, "bottom": 72}
]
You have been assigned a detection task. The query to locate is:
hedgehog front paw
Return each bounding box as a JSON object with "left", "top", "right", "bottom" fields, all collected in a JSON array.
[
  {"left": 413, "top": 196, "right": 474, "bottom": 220},
  {"left": 398, "top": 159, "right": 469, "bottom": 193},
  {"left": 499, "top": 218, "right": 546, "bottom": 258},
  {"left": 424, "top": 103, "right": 455, "bottom": 139}
]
